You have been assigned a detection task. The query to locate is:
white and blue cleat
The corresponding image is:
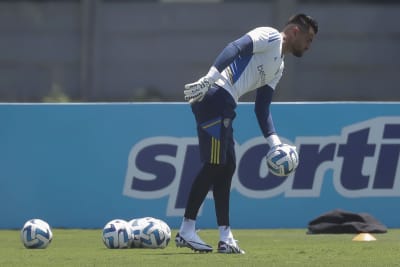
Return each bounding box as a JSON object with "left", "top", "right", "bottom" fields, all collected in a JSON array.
[{"left": 175, "top": 232, "right": 213, "bottom": 253}]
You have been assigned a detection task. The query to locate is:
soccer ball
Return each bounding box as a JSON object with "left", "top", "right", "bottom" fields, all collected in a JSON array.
[
  {"left": 266, "top": 144, "right": 299, "bottom": 176},
  {"left": 128, "top": 217, "right": 171, "bottom": 249},
  {"left": 140, "top": 218, "right": 171, "bottom": 249},
  {"left": 128, "top": 217, "right": 155, "bottom": 248},
  {"left": 102, "top": 219, "right": 132, "bottom": 249},
  {"left": 20, "top": 219, "right": 53, "bottom": 249}
]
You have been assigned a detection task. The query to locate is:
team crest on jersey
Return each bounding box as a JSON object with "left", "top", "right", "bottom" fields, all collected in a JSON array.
[{"left": 223, "top": 118, "right": 231, "bottom": 128}]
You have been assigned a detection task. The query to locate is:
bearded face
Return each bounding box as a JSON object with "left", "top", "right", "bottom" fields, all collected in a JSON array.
[{"left": 291, "top": 27, "right": 315, "bottom": 57}]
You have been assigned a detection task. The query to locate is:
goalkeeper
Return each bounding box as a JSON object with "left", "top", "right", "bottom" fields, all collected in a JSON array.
[{"left": 176, "top": 14, "right": 318, "bottom": 254}]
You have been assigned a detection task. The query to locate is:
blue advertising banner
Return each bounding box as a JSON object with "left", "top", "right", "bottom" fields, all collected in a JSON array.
[{"left": 0, "top": 103, "right": 399, "bottom": 229}]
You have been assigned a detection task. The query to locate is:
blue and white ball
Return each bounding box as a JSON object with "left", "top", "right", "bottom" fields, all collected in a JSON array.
[
  {"left": 128, "top": 217, "right": 171, "bottom": 249},
  {"left": 102, "top": 219, "right": 132, "bottom": 249},
  {"left": 266, "top": 144, "right": 299, "bottom": 176},
  {"left": 140, "top": 218, "right": 171, "bottom": 249},
  {"left": 20, "top": 219, "right": 53, "bottom": 249},
  {"left": 128, "top": 217, "right": 153, "bottom": 248}
]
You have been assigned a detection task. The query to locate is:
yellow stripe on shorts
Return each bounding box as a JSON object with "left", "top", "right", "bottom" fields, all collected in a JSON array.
[
  {"left": 210, "top": 137, "right": 221, "bottom": 164},
  {"left": 202, "top": 119, "right": 221, "bottom": 129}
]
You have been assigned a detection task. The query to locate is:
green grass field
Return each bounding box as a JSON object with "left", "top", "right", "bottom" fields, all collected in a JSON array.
[{"left": 2, "top": 229, "right": 400, "bottom": 267}]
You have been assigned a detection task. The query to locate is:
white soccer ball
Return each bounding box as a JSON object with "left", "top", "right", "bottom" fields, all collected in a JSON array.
[
  {"left": 20, "top": 219, "right": 53, "bottom": 249},
  {"left": 102, "top": 219, "right": 132, "bottom": 249},
  {"left": 128, "top": 217, "right": 155, "bottom": 248},
  {"left": 266, "top": 144, "right": 299, "bottom": 176},
  {"left": 140, "top": 219, "right": 171, "bottom": 249},
  {"left": 128, "top": 217, "right": 171, "bottom": 249},
  {"left": 156, "top": 219, "right": 172, "bottom": 240}
]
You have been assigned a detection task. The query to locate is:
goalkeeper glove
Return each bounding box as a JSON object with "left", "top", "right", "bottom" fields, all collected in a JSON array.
[{"left": 184, "top": 66, "right": 220, "bottom": 103}]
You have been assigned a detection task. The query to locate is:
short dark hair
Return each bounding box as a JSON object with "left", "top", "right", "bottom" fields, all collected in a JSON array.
[{"left": 287, "top": 13, "right": 318, "bottom": 34}]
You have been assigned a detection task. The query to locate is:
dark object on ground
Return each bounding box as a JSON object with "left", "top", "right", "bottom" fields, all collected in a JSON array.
[{"left": 307, "top": 209, "right": 388, "bottom": 234}]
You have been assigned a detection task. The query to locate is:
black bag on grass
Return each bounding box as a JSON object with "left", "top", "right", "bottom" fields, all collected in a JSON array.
[{"left": 307, "top": 209, "right": 387, "bottom": 234}]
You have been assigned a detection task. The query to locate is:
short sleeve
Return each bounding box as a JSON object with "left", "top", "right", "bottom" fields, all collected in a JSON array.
[{"left": 247, "top": 27, "right": 281, "bottom": 53}]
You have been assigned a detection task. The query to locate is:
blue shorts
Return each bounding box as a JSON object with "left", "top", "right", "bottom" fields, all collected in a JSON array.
[{"left": 191, "top": 86, "right": 237, "bottom": 165}]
